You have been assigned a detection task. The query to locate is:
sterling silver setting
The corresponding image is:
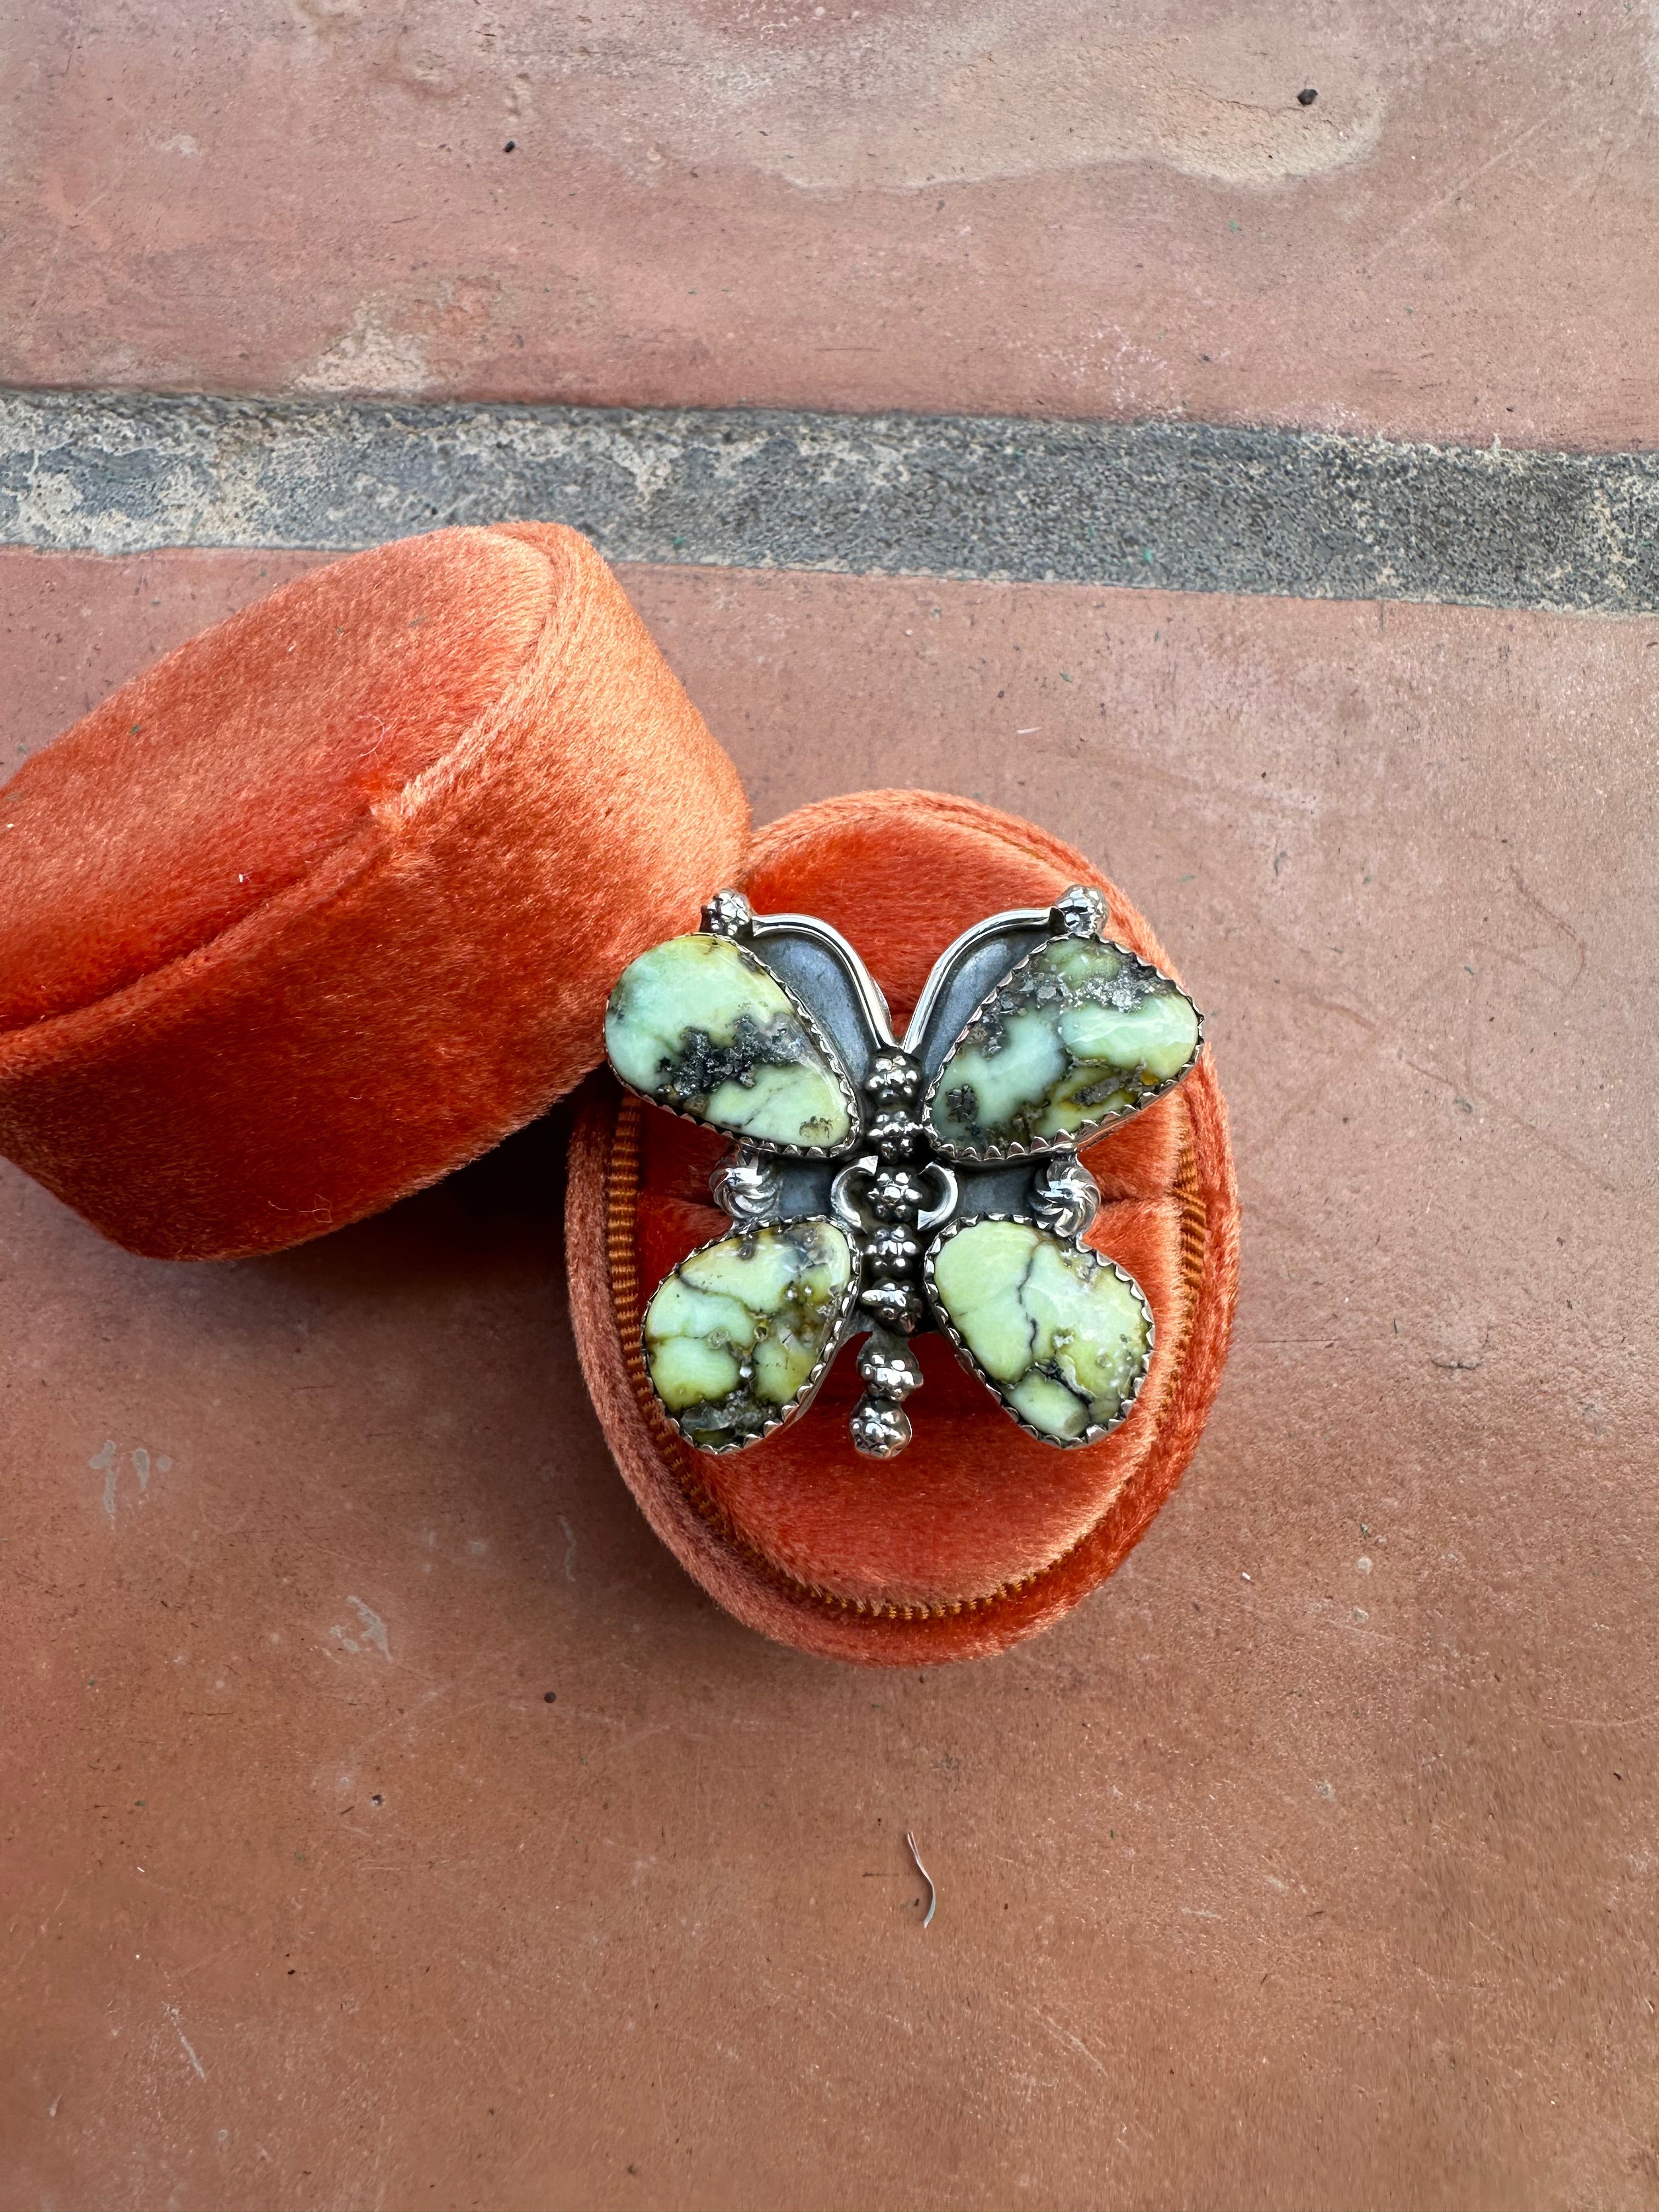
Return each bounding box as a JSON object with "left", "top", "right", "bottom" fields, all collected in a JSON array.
[
  {"left": 641, "top": 1215, "right": 863, "bottom": 1455},
  {"left": 606, "top": 891, "right": 864, "bottom": 1162},
  {"left": 918, "top": 929, "right": 1209, "bottom": 1165},
  {"left": 606, "top": 883, "right": 1205, "bottom": 1458},
  {"left": 921, "top": 1213, "right": 1155, "bottom": 1449}
]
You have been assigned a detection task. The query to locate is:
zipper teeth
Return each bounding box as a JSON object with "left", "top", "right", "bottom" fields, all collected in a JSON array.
[{"left": 606, "top": 1091, "right": 1207, "bottom": 1624}]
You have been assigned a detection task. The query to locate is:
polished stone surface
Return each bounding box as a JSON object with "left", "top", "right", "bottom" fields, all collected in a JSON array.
[
  {"left": 929, "top": 1217, "right": 1151, "bottom": 1441},
  {"left": 929, "top": 938, "right": 1199, "bottom": 1154},
  {"left": 605, "top": 932, "right": 852, "bottom": 1151},
  {"left": 644, "top": 1217, "right": 854, "bottom": 1446}
]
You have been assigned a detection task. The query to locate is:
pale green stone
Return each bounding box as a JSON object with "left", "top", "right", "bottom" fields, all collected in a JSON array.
[
  {"left": 704, "top": 1062, "right": 848, "bottom": 1147},
  {"left": 930, "top": 938, "right": 1199, "bottom": 1153},
  {"left": 752, "top": 1330, "right": 817, "bottom": 1404},
  {"left": 1045, "top": 1064, "right": 1138, "bottom": 1126},
  {"left": 606, "top": 933, "right": 853, "bottom": 1149},
  {"left": 929, "top": 1217, "right": 1037, "bottom": 1382},
  {"left": 643, "top": 1218, "right": 855, "bottom": 1444},
  {"left": 680, "top": 1232, "right": 804, "bottom": 1312},
  {"left": 644, "top": 1276, "right": 758, "bottom": 1356},
  {"left": 1057, "top": 992, "right": 1200, "bottom": 1081},
  {"left": 931, "top": 1217, "right": 1151, "bottom": 1440},
  {"left": 935, "top": 1012, "right": 1066, "bottom": 1141},
  {"left": 1048, "top": 940, "right": 1122, "bottom": 988},
  {"left": 1019, "top": 1235, "right": 1149, "bottom": 1416},
  {"left": 1009, "top": 1372, "right": 1090, "bottom": 1441},
  {"left": 650, "top": 1334, "right": 743, "bottom": 1411}
]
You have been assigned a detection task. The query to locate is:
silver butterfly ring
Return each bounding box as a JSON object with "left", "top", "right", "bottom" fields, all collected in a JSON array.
[{"left": 603, "top": 884, "right": 1204, "bottom": 1459}]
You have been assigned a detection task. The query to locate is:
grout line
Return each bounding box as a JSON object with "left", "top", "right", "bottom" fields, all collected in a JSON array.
[{"left": 2, "top": 386, "right": 1657, "bottom": 614}]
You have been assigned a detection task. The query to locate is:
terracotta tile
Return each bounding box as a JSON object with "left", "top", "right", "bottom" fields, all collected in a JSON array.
[
  {"left": 3, "top": 3, "right": 1654, "bottom": 444},
  {"left": 3, "top": 547, "right": 1657, "bottom": 2207},
  {"left": 0, "top": 550, "right": 328, "bottom": 781}
]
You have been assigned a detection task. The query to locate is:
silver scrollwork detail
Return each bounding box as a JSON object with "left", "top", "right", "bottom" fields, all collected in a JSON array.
[
  {"left": 710, "top": 1145, "right": 783, "bottom": 1227},
  {"left": 1029, "top": 1148, "right": 1102, "bottom": 1240}
]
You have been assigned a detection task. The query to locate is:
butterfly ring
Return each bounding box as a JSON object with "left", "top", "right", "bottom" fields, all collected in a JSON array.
[{"left": 603, "top": 882, "right": 1204, "bottom": 1459}]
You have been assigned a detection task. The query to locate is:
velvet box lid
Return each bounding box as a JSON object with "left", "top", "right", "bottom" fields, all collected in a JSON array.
[
  {"left": 0, "top": 524, "right": 749, "bottom": 1260},
  {"left": 0, "top": 528, "right": 1238, "bottom": 1664}
]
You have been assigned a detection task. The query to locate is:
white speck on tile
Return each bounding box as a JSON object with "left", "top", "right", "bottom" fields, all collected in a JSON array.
[
  {"left": 345, "top": 1596, "right": 391, "bottom": 1659},
  {"left": 164, "top": 2005, "right": 207, "bottom": 2081},
  {"left": 87, "top": 1439, "right": 118, "bottom": 1520}
]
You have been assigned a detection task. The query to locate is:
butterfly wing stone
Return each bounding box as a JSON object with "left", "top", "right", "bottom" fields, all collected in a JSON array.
[
  {"left": 927, "top": 938, "right": 1200, "bottom": 1157},
  {"left": 606, "top": 933, "right": 855, "bottom": 1152},
  {"left": 642, "top": 1218, "right": 857, "bottom": 1449},
  {"left": 927, "top": 1217, "right": 1152, "bottom": 1443}
]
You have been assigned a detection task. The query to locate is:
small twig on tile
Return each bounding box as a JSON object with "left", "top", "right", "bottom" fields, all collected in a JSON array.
[{"left": 906, "top": 1830, "right": 937, "bottom": 1929}]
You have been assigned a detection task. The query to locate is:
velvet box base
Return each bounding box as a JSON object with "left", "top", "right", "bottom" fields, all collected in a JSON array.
[{"left": 566, "top": 789, "right": 1239, "bottom": 1665}]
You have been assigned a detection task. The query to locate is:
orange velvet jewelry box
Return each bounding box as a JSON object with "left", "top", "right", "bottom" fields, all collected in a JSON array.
[{"left": 0, "top": 527, "right": 1238, "bottom": 1666}]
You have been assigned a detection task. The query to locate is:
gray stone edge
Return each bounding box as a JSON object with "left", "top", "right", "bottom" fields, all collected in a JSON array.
[{"left": 3, "top": 386, "right": 1657, "bottom": 614}]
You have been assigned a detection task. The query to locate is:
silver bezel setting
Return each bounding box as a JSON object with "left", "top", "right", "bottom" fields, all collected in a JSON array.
[
  {"left": 608, "top": 934, "right": 865, "bottom": 1163},
  {"left": 609, "top": 883, "right": 1204, "bottom": 1457},
  {"left": 640, "top": 1214, "right": 864, "bottom": 1457},
  {"left": 921, "top": 1213, "right": 1156, "bottom": 1450},
  {"left": 919, "top": 934, "right": 1206, "bottom": 1166}
]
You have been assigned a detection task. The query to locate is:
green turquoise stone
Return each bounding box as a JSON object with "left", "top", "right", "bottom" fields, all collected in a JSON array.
[
  {"left": 643, "top": 1218, "right": 855, "bottom": 1446},
  {"left": 928, "top": 938, "right": 1199, "bottom": 1153},
  {"left": 606, "top": 933, "right": 853, "bottom": 1150},
  {"left": 929, "top": 1218, "right": 1150, "bottom": 1441}
]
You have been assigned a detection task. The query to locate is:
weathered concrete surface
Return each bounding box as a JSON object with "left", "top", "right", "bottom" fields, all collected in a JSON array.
[
  {"left": 7, "top": 388, "right": 1659, "bottom": 613},
  {"left": 3, "top": 550, "right": 1656, "bottom": 2210},
  {"left": 3, "top": 2, "right": 1656, "bottom": 447}
]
